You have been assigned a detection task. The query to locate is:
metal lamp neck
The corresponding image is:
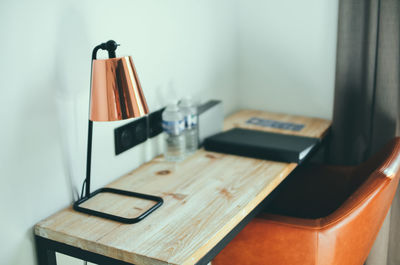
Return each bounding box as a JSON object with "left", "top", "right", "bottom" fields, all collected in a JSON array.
[{"left": 91, "top": 40, "right": 120, "bottom": 60}]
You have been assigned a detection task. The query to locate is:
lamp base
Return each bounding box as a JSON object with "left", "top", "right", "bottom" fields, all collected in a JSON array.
[{"left": 73, "top": 187, "right": 163, "bottom": 224}]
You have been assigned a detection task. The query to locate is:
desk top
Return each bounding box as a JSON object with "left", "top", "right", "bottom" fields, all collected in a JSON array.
[{"left": 35, "top": 110, "right": 331, "bottom": 265}]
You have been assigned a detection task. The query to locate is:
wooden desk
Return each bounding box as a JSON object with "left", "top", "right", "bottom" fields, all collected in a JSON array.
[{"left": 35, "top": 110, "right": 331, "bottom": 265}]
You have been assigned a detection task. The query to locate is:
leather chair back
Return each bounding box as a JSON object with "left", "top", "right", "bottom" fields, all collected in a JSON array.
[{"left": 317, "top": 137, "right": 400, "bottom": 265}]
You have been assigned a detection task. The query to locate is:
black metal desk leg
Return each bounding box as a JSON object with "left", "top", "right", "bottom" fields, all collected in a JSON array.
[{"left": 35, "top": 236, "right": 57, "bottom": 265}]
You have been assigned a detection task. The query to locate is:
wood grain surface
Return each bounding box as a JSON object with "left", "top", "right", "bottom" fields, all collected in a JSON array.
[{"left": 35, "top": 110, "right": 331, "bottom": 265}]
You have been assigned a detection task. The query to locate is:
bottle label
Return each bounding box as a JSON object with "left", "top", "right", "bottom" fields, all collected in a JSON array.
[
  {"left": 163, "top": 120, "right": 185, "bottom": 135},
  {"left": 184, "top": 114, "right": 198, "bottom": 129}
]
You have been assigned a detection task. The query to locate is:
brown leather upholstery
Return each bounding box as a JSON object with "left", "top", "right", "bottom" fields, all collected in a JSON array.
[{"left": 213, "top": 137, "right": 400, "bottom": 265}]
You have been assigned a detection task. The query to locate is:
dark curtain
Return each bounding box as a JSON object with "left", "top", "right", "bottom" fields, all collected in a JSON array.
[{"left": 331, "top": 0, "right": 400, "bottom": 264}]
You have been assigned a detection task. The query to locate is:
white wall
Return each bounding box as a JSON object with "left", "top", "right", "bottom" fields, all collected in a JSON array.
[
  {"left": 237, "top": 0, "right": 338, "bottom": 119},
  {"left": 0, "top": 1, "right": 338, "bottom": 264},
  {"left": 0, "top": 1, "right": 237, "bottom": 265}
]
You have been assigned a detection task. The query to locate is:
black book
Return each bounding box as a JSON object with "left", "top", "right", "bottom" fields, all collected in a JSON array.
[{"left": 203, "top": 128, "right": 320, "bottom": 163}]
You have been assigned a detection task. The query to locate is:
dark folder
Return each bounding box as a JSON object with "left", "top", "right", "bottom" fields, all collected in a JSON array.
[{"left": 203, "top": 128, "right": 320, "bottom": 163}]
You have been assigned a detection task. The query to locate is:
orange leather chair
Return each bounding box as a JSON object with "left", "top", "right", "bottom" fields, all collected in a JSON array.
[{"left": 213, "top": 138, "right": 400, "bottom": 265}]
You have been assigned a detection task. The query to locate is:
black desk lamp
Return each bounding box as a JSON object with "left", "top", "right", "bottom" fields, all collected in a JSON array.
[{"left": 73, "top": 40, "right": 163, "bottom": 224}]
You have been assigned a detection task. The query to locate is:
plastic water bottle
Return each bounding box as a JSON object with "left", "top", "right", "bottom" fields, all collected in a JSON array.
[
  {"left": 179, "top": 98, "right": 199, "bottom": 154},
  {"left": 162, "top": 104, "right": 186, "bottom": 162}
]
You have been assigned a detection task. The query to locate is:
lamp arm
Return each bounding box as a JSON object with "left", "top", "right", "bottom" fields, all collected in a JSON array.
[
  {"left": 83, "top": 40, "right": 120, "bottom": 198},
  {"left": 85, "top": 120, "right": 93, "bottom": 197},
  {"left": 91, "top": 45, "right": 102, "bottom": 60}
]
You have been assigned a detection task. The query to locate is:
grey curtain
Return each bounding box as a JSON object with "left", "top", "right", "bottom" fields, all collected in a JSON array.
[{"left": 331, "top": 0, "right": 400, "bottom": 264}]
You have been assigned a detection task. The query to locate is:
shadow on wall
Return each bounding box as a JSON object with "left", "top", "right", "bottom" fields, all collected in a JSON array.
[{"left": 54, "top": 5, "right": 90, "bottom": 203}]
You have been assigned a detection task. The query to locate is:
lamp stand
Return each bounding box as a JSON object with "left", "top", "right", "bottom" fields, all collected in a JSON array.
[{"left": 73, "top": 41, "right": 163, "bottom": 224}]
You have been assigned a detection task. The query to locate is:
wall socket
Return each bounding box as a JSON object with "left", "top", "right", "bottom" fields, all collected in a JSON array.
[
  {"left": 148, "top": 107, "right": 165, "bottom": 138},
  {"left": 114, "top": 107, "right": 166, "bottom": 155},
  {"left": 114, "top": 116, "right": 148, "bottom": 155}
]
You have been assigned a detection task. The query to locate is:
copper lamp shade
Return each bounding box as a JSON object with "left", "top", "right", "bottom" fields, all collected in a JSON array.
[{"left": 90, "top": 56, "right": 149, "bottom": 121}]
